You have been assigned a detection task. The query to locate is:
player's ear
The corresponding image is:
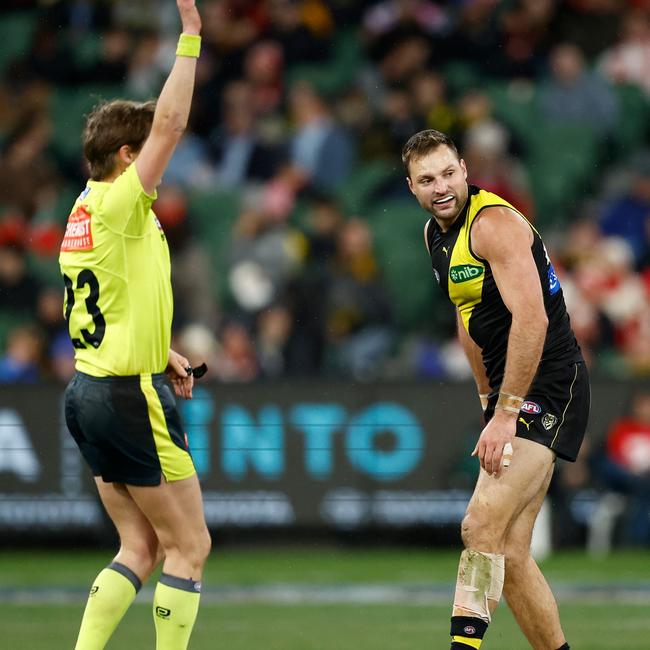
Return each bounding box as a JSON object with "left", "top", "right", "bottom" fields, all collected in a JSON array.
[
  {"left": 406, "top": 175, "right": 415, "bottom": 194},
  {"left": 460, "top": 158, "right": 468, "bottom": 179}
]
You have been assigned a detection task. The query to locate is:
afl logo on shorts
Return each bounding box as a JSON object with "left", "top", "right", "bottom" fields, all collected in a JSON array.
[
  {"left": 463, "top": 625, "right": 476, "bottom": 635},
  {"left": 521, "top": 401, "right": 542, "bottom": 414}
]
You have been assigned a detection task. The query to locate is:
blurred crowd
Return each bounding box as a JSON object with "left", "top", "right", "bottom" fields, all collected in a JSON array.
[{"left": 0, "top": 0, "right": 650, "bottom": 385}]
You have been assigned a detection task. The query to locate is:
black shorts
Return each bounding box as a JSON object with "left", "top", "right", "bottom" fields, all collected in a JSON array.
[
  {"left": 64, "top": 371, "right": 195, "bottom": 486},
  {"left": 486, "top": 361, "right": 590, "bottom": 462}
]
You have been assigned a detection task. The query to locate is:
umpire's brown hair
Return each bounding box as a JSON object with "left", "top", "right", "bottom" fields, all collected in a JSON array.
[{"left": 83, "top": 99, "right": 156, "bottom": 181}]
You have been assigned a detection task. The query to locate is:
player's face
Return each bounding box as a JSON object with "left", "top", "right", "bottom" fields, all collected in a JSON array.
[{"left": 406, "top": 146, "right": 469, "bottom": 229}]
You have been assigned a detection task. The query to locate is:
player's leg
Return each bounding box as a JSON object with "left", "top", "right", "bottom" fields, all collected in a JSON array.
[
  {"left": 126, "top": 474, "right": 211, "bottom": 650},
  {"left": 502, "top": 461, "right": 568, "bottom": 650},
  {"left": 75, "top": 479, "right": 162, "bottom": 650},
  {"left": 450, "top": 437, "right": 555, "bottom": 649}
]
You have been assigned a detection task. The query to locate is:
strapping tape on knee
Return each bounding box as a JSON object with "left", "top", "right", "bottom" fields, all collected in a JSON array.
[{"left": 453, "top": 549, "right": 505, "bottom": 623}]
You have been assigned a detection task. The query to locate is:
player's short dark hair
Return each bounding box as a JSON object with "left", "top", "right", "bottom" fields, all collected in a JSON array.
[
  {"left": 401, "top": 129, "right": 460, "bottom": 176},
  {"left": 83, "top": 99, "right": 156, "bottom": 181}
]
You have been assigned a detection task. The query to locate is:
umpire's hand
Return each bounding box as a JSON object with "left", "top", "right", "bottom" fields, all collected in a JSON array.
[{"left": 166, "top": 349, "right": 194, "bottom": 400}]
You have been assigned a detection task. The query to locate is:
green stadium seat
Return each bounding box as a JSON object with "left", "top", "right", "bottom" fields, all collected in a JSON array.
[
  {"left": 0, "top": 311, "right": 32, "bottom": 353},
  {"left": 443, "top": 61, "right": 481, "bottom": 97},
  {"left": 287, "top": 28, "right": 363, "bottom": 96},
  {"left": 186, "top": 188, "right": 243, "bottom": 301},
  {"left": 48, "top": 84, "right": 125, "bottom": 160},
  {"left": 368, "top": 200, "right": 438, "bottom": 330},
  {"left": 335, "top": 159, "right": 397, "bottom": 215},
  {"left": 612, "top": 83, "right": 650, "bottom": 157},
  {"left": 487, "top": 80, "right": 540, "bottom": 147},
  {"left": 0, "top": 10, "right": 35, "bottom": 74},
  {"left": 525, "top": 124, "right": 603, "bottom": 225}
]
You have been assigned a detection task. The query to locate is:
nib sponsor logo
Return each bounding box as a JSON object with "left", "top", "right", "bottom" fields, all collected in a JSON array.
[{"left": 449, "top": 264, "right": 484, "bottom": 284}]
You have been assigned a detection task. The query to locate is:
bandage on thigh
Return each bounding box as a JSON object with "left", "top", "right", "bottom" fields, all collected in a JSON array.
[{"left": 453, "top": 549, "right": 505, "bottom": 622}]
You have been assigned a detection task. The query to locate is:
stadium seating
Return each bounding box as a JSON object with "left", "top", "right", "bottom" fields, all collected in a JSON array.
[{"left": 187, "top": 188, "right": 243, "bottom": 302}]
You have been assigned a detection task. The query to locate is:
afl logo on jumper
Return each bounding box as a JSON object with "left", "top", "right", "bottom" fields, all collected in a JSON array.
[
  {"left": 449, "top": 264, "right": 484, "bottom": 283},
  {"left": 521, "top": 401, "right": 542, "bottom": 414}
]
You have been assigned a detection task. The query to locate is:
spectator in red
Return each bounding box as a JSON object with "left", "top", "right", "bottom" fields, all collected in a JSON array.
[{"left": 598, "top": 391, "right": 650, "bottom": 546}]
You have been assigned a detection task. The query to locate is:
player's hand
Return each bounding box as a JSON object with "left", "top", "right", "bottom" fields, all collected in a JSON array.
[
  {"left": 471, "top": 411, "right": 516, "bottom": 477},
  {"left": 166, "top": 349, "right": 194, "bottom": 400},
  {"left": 177, "top": 0, "right": 201, "bottom": 35}
]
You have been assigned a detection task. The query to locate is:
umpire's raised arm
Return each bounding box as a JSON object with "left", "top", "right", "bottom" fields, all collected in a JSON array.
[{"left": 135, "top": 0, "right": 202, "bottom": 195}]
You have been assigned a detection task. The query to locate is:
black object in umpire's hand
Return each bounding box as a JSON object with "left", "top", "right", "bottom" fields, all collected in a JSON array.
[{"left": 185, "top": 362, "right": 208, "bottom": 379}]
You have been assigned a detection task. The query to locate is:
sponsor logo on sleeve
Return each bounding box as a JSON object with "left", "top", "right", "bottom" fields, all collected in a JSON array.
[
  {"left": 521, "top": 401, "right": 542, "bottom": 414},
  {"left": 548, "top": 262, "right": 560, "bottom": 295},
  {"left": 60, "top": 205, "right": 93, "bottom": 251}
]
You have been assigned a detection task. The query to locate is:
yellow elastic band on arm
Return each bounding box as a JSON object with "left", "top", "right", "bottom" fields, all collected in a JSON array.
[{"left": 176, "top": 34, "right": 201, "bottom": 58}]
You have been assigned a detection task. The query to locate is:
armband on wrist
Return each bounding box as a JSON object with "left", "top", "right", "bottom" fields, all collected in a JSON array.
[
  {"left": 495, "top": 392, "right": 524, "bottom": 414},
  {"left": 176, "top": 33, "right": 201, "bottom": 58}
]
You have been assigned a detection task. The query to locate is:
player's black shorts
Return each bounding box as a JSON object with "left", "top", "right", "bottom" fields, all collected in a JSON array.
[
  {"left": 64, "top": 371, "right": 195, "bottom": 486},
  {"left": 486, "top": 360, "right": 590, "bottom": 462}
]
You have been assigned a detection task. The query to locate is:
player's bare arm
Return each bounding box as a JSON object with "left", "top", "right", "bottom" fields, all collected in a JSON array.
[
  {"left": 456, "top": 309, "right": 491, "bottom": 409},
  {"left": 134, "top": 0, "right": 202, "bottom": 194},
  {"left": 471, "top": 207, "right": 548, "bottom": 475}
]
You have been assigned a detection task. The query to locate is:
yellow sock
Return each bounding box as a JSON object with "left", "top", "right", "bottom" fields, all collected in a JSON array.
[
  {"left": 153, "top": 574, "right": 202, "bottom": 650},
  {"left": 75, "top": 562, "right": 141, "bottom": 650}
]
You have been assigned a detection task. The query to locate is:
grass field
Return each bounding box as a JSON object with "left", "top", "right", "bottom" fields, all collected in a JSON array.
[{"left": 2, "top": 548, "right": 649, "bottom": 649}]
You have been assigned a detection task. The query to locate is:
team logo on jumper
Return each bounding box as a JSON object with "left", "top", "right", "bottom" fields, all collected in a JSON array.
[
  {"left": 449, "top": 264, "right": 484, "bottom": 283},
  {"left": 61, "top": 205, "right": 93, "bottom": 251},
  {"left": 542, "top": 413, "right": 558, "bottom": 430},
  {"left": 155, "top": 606, "right": 171, "bottom": 619},
  {"left": 521, "top": 401, "right": 542, "bottom": 414},
  {"left": 463, "top": 626, "right": 476, "bottom": 635}
]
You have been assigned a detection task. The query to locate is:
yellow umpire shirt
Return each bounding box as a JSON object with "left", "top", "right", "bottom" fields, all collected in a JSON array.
[{"left": 59, "top": 163, "right": 172, "bottom": 376}]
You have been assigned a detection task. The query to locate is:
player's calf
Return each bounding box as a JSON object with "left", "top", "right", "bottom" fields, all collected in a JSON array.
[{"left": 450, "top": 549, "right": 505, "bottom": 649}]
